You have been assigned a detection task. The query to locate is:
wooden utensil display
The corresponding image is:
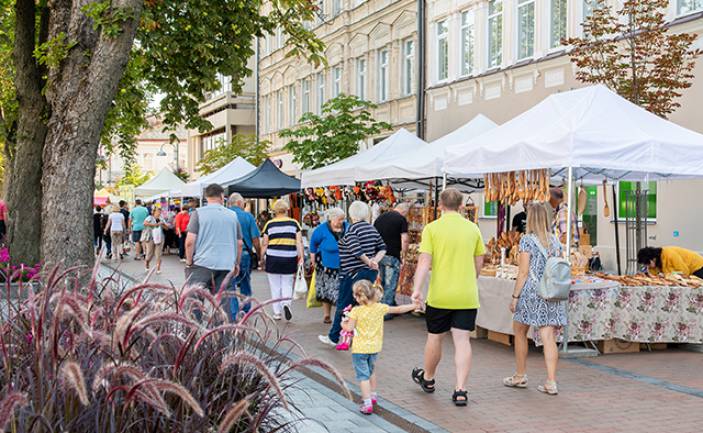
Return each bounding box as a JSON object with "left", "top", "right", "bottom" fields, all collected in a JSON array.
[
  {"left": 483, "top": 169, "right": 550, "bottom": 204},
  {"left": 602, "top": 179, "right": 611, "bottom": 218},
  {"left": 577, "top": 186, "right": 587, "bottom": 215}
]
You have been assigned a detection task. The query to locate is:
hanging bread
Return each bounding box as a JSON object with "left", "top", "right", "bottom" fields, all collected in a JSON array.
[{"left": 577, "top": 186, "right": 587, "bottom": 215}]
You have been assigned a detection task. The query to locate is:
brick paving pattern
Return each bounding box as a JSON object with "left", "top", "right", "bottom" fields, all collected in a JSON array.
[{"left": 107, "top": 255, "right": 703, "bottom": 433}]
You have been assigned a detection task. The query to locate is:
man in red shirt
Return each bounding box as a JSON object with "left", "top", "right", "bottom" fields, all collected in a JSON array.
[{"left": 174, "top": 205, "right": 190, "bottom": 262}]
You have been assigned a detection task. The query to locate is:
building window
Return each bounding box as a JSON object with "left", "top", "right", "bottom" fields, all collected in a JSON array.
[
  {"left": 618, "top": 181, "right": 657, "bottom": 219},
  {"left": 487, "top": 0, "right": 503, "bottom": 68},
  {"left": 332, "top": 66, "right": 342, "bottom": 98},
  {"left": 378, "top": 48, "right": 389, "bottom": 102},
  {"left": 277, "top": 90, "right": 284, "bottom": 130},
  {"left": 317, "top": 72, "right": 325, "bottom": 113},
  {"left": 276, "top": 27, "right": 283, "bottom": 50},
  {"left": 333, "top": 0, "right": 343, "bottom": 16},
  {"left": 583, "top": 0, "right": 594, "bottom": 19},
  {"left": 550, "top": 0, "right": 568, "bottom": 48},
  {"left": 460, "top": 11, "right": 475, "bottom": 76},
  {"left": 288, "top": 85, "right": 297, "bottom": 126},
  {"left": 402, "top": 39, "right": 415, "bottom": 96},
  {"left": 215, "top": 73, "right": 232, "bottom": 94},
  {"left": 677, "top": 0, "right": 703, "bottom": 15},
  {"left": 263, "top": 96, "right": 271, "bottom": 133},
  {"left": 517, "top": 0, "right": 535, "bottom": 60},
  {"left": 302, "top": 79, "right": 311, "bottom": 114},
  {"left": 435, "top": 20, "right": 449, "bottom": 82},
  {"left": 316, "top": 0, "right": 324, "bottom": 23},
  {"left": 353, "top": 0, "right": 365, "bottom": 6},
  {"left": 356, "top": 58, "right": 367, "bottom": 100}
]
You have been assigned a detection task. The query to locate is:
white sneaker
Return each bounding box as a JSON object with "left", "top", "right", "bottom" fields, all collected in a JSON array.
[
  {"left": 273, "top": 314, "right": 282, "bottom": 321},
  {"left": 180, "top": 258, "right": 186, "bottom": 263},
  {"left": 318, "top": 335, "right": 336, "bottom": 347}
]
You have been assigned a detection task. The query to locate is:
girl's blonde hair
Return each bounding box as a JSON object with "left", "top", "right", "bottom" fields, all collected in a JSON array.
[
  {"left": 352, "top": 279, "right": 382, "bottom": 305},
  {"left": 526, "top": 202, "right": 552, "bottom": 249},
  {"left": 272, "top": 200, "right": 289, "bottom": 215}
]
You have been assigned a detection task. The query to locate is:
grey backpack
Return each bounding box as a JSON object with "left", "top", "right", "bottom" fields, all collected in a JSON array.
[{"left": 530, "top": 236, "right": 571, "bottom": 301}]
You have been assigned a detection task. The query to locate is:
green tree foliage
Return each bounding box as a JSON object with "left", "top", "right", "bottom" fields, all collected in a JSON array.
[
  {"left": 565, "top": 0, "right": 701, "bottom": 117},
  {"left": 0, "top": 0, "right": 15, "bottom": 160},
  {"left": 173, "top": 167, "right": 190, "bottom": 182},
  {"left": 280, "top": 94, "right": 391, "bottom": 170},
  {"left": 116, "top": 164, "right": 151, "bottom": 188},
  {"left": 196, "top": 134, "right": 270, "bottom": 175}
]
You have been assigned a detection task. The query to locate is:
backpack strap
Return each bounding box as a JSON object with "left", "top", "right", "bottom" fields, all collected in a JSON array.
[{"left": 530, "top": 234, "right": 550, "bottom": 259}]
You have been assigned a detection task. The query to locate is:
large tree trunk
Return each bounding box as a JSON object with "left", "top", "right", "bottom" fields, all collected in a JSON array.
[
  {"left": 40, "top": 0, "right": 143, "bottom": 269},
  {"left": 7, "top": 0, "right": 49, "bottom": 265}
]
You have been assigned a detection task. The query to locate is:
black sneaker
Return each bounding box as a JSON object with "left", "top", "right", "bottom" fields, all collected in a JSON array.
[{"left": 283, "top": 305, "right": 292, "bottom": 321}]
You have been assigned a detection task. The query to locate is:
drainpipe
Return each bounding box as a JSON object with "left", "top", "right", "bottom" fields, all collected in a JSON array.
[
  {"left": 416, "top": 0, "right": 426, "bottom": 139},
  {"left": 255, "top": 37, "right": 261, "bottom": 145}
]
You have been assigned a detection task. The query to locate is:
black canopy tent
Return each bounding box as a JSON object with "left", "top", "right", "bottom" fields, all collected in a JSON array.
[{"left": 224, "top": 159, "right": 301, "bottom": 198}]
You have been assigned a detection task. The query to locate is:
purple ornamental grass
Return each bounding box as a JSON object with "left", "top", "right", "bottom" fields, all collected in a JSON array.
[{"left": 0, "top": 262, "right": 348, "bottom": 432}]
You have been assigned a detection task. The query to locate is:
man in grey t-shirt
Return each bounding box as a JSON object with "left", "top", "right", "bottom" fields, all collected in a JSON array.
[{"left": 185, "top": 184, "right": 243, "bottom": 301}]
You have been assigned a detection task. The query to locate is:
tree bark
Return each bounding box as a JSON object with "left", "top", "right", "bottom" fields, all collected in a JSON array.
[
  {"left": 40, "top": 0, "right": 143, "bottom": 269},
  {"left": 7, "top": 0, "right": 49, "bottom": 265}
]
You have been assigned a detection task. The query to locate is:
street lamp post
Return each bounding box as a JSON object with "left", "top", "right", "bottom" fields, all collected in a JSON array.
[{"left": 157, "top": 139, "right": 180, "bottom": 172}]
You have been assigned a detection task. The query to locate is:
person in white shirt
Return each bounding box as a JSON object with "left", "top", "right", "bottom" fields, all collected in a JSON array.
[
  {"left": 143, "top": 207, "right": 168, "bottom": 273},
  {"left": 104, "top": 205, "right": 126, "bottom": 262}
]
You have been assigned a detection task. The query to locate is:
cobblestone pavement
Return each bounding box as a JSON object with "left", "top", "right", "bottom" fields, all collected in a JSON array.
[{"left": 106, "top": 255, "right": 703, "bottom": 433}]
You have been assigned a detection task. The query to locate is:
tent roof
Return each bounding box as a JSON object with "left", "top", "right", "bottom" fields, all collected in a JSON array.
[
  {"left": 355, "top": 115, "right": 497, "bottom": 184},
  {"left": 224, "top": 159, "right": 301, "bottom": 198},
  {"left": 172, "top": 157, "right": 256, "bottom": 197},
  {"left": 443, "top": 85, "right": 703, "bottom": 182},
  {"left": 134, "top": 168, "right": 185, "bottom": 197},
  {"left": 301, "top": 128, "right": 428, "bottom": 188}
]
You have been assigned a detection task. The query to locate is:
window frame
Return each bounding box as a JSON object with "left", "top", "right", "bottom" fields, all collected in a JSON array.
[
  {"left": 356, "top": 57, "right": 367, "bottom": 100},
  {"left": 333, "top": 0, "right": 343, "bottom": 16},
  {"left": 549, "top": 0, "right": 568, "bottom": 49},
  {"left": 377, "top": 48, "right": 390, "bottom": 103},
  {"left": 316, "top": 72, "right": 325, "bottom": 114},
  {"left": 516, "top": 0, "right": 536, "bottom": 60},
  {"left": 435, "top": 19, "right": 449, "bottom": 83},
  {"left": 288, "top": 85, "right": 297, "bottom": 126},
  {"left": 677, "top": 0, "right": 703, "bottom": 16},
  {"left": 402, "top": 39, "right": 415, "bottom": 96},
  {"left": 487, "top": 0, "right": 503, "bottom": 69},
  {"left": 332, "top": 65, "right": 343, "bottom": 98},
  {"left": 459, "top": 10, "right": 475, "bottom": 77},
  {"left": 302, "top": 79, "right": 311, "bottom": 114},
  {"left": 276, "top": 90, "right": 284, "bottom": 131}
]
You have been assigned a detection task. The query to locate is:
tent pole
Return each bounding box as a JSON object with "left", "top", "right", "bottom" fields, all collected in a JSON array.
[
  {"left": 433, "top": 177, "right": 439, "bottom": 219},
  {"left": 442, "top": 173, "right": 447, "bottom": 191},
  {"left": 561, "top": 166, "right": 574, "bottom": 353},
  {"left": 612, "top": 184, "right": 622, "bottom": 275}
]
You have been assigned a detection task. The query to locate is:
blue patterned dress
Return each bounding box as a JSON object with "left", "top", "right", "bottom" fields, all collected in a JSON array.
[{"left": 513, "top": 234, "right": 568, "bottom": 328}]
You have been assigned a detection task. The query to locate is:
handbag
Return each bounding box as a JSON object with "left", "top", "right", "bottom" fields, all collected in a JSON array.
[
  {"left": 530, "top": 235, "right": 572, "bottom": 301},
  {"left": 293, "top": 263, "right": 308, "bottom": 300},
  {"left": 306, "top": 270, "right": 322, "bottom": 308}
]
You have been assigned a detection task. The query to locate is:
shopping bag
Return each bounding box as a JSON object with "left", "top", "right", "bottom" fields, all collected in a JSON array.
[
  {"left": 306, "top": 270, "right": 322, "bottom": 308},
  {"left": 293, "top": 264, "right": 308, "bottom": 300}
]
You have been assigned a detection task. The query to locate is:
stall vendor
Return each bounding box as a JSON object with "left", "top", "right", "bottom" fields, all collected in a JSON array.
[{"left": 637, "top": 246, "right": 703, "bottom": 278}]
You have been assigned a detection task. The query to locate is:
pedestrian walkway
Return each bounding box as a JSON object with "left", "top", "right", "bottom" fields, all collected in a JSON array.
[{"left": 105, "top": 255, "right": 703, "bottom": 433}]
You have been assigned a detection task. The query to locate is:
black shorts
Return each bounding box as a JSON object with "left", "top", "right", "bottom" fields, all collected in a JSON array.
[{"left": 425, "top": 306, "right": 477, "bottom": 334}]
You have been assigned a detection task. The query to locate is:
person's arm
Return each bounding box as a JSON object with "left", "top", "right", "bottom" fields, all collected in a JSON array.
[
  {"left": 342, "top": 317, "right": 356, "bottom": 332},
  {"left": 250, "top": 216, "right": 262, "bottom": 257},
  {"left": 296, "top": 231, "right": 304, "bottom": 264},
  {"left": 411, "top": 253, "right": 432, "bottom": 304},
  {"left": 388, "top": 303, "right": 418, "bottom": 315},
  {"left": 510, "top": 252, "right": 530, "bottom": 313},
  {"left": 260, "top": 234, "right": 269, "bottom": 267},
  {"left": 104, "top": 217, "right": 112, "bottom": 235},
  {"left": 369, "top": 232, "right": 386, "bottom": 267},
  {"left": 400, "top": 233, "right": 409, "bottom": 260},
  {"left": 185, "top": 233, "right": 197, "bottom": 266},
  {"left": 474, "top": 229, "right": 486, "bottom": 274}
]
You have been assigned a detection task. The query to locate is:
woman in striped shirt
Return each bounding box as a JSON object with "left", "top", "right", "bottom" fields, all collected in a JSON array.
[
  {"left": 261, "top": 200, "right": 304, "bottom": 321},
  {"left": 319, "top": 201, "right": 386, "bottom": 347}
]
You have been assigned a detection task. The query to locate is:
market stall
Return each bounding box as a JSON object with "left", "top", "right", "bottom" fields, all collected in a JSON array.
[
  {"left": 443, "top": 85, "right": 703, "bottom": 348},
  {"left": 223, "top": 159, "right": 301, "bottom": 198},
  {"left": 171, "top": 157, "right": 255, "bottom": 198},
  {"left": 134, "top": 167, "right": 186, "bottom": 198}
]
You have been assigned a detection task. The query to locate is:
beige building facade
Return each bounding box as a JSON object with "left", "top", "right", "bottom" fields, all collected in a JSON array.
[
  {"left": 424, "top": 0, "right": 703, "bottom": 270},
  {"left": 259, "top": 0, "right": 419, "bottom": 174},
  {"left": 186, "top": 71, "right": 257, "bottom": 175}
]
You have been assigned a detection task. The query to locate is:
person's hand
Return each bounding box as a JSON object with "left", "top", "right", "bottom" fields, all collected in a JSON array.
[
  {"left": 259, "top": 257, "right": 266, "bottom": 269},
  {"left": 368, "top": 259, "right": 379, "bottom": 271},
  {"left": 233, "top": 264, "right": 240, "bottom": 278},
  {"left": 411, "top": 290, "right": 424, "bottom": 305},
  {"left": 509, "top": 297, "right": 519, "bottom": 313}
]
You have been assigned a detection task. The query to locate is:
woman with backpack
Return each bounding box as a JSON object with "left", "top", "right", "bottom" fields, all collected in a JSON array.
[{"left": 504, "top": 202, "right": 567, "bottom": 396}]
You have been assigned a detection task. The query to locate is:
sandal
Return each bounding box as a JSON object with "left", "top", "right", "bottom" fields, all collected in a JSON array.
[
  {"left": 503, "top": 374, "right": 528, "bottom": 389},
  {"left": 411, "top": 368, "right": 436, "bottom": 393},
  {"left": 452, "top": 389, "right": 468, "bottom": 407},
  {"left": 537, "top": 381, "right": 558, "bottom": 395}
]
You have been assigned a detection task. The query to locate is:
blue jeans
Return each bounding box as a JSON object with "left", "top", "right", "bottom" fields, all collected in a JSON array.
[
  {"left": 352, "top": 353, "right": 379, "bottom": 381},
  {"left": 229, "top": 253, "right": 252, "bottom": 321},
  {"left": 379, "top": 256, "right": 401, "bottom": 307},
  {"left": 328, "top": 268, "right": 378, "bottom": 343}
]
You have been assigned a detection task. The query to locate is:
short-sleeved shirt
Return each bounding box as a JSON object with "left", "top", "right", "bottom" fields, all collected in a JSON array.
[
  {"left": 108, "top": 212, "right": 125, "bottom": 232},
  {"left": 263, "top": 217, "right": 301, "bottom": 275},
  {"left": 129, "top": 206, "right": 149, "bottom": 231},
  {"left": 349, "top": 303, "right": 390, "bottom": 354},
  {"left": 230, "top": 206, "right": 261, "bottom": 253},
  {"left": 174, "top": 212, "right": 190, "bottom": 233},
  {"left": 187, "top": 205, "right": 242, "bottom": 271},
  {"left": 338, "top": 222, "right": 386, "bottom": 275},
  {"left": 419, "top": 212, "right": 486, "bottom": 310},
  {"left": 373, "top": 211, "right": 408, "bottom": 259},
  {"left": 0, "top": 200, "right": 7, "bottom": 221}
]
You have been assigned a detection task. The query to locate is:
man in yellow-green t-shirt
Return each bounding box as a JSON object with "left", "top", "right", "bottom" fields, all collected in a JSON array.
[{"left": 410, "top": 188, "right": 485, "bottom": 407}]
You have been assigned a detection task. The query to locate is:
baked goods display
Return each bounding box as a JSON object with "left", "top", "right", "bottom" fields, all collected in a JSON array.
[
  {"left": 593, "top": 272, "right": 703, "bottom": 288},
  {"left": 485, "top": 232, "right": 523, "bottom": 266},
  {"left": 484, "top": 169, "right": 551, "bottom": 204}
]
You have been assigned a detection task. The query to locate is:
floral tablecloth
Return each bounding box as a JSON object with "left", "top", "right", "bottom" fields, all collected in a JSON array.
[{"left": 565, "top": 285, "right": 703, "bottom": 343}]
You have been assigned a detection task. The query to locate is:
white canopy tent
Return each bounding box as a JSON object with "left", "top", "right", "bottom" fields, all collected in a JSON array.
[
  {"left": 301, "top": 128, "right": 428, "bottom": 188},
  {"left": 171, "top": 157, "right": 256, "bottom": 197},
  {"left": 444, "top": 85, "right": 703, "bottom": 181},
  {"left": 355, "top": 114, "right": 498, "bottom": 189},
  {"left": 134, "top": 168, "right": 186, "bottom": 197}
]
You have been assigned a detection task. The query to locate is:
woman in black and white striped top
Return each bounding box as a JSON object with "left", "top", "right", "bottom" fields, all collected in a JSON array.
[{"left": 319, "top": 201, "right": 386, "bottom": 347}]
